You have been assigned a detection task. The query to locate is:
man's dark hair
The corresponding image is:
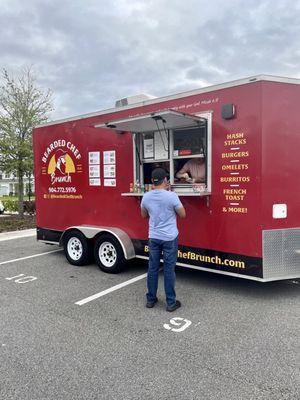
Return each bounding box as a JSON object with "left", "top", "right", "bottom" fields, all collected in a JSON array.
[{"left": 151, "top": 168, "right": 167, "bottom": 186}]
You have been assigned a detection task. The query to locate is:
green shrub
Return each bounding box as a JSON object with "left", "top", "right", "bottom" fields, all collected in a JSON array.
[
  {"left": 2, "top": 199, "right": 36, "bottom": 214},
  {"left": 2, "top": 199, "right": 19, "bottom": 212}
]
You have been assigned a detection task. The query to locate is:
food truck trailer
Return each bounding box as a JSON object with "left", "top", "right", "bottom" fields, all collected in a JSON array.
[{"left": 33, "top": 75, "right": 300, "bottom": 282}]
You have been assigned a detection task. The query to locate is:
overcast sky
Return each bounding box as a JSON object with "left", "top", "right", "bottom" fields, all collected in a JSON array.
[{"left": 1, "top": 0, "right": 300, "bottom": 121}]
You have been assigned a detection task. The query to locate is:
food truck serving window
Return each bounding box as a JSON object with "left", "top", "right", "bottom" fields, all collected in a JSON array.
[{"left": 95, "top": 110, "right": 212, "bottom": 196}]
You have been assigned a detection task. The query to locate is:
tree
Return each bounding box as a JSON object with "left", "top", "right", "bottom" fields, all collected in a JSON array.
[{"left": 0, "top": 66, "right": 53, "bottom": 216}]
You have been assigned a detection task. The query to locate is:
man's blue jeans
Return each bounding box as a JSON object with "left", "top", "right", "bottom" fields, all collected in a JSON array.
[{"left": 146, "top": 236, "right": 178, "bottom": 307}]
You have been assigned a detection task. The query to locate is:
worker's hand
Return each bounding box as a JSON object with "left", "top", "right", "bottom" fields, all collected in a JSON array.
[{"left": 182, "top": 173, "right": 190, "bottom": 180}]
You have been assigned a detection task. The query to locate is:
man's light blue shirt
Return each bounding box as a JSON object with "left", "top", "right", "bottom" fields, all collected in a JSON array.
[{"left": 141, "top": 189, "right": 183, "bottom": 241}]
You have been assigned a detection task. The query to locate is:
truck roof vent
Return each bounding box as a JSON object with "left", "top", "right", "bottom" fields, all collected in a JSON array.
[{"left": 115, "top": 93, "right": 156, "bottom": 108}]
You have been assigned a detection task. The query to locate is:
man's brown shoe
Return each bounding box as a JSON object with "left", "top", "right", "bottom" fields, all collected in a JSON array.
[
  {"left": 166, "top": 300, "right": 181, "bottom": 312},
  {"left": 146, "top": 298, "right": 158, "bottom": 308}
]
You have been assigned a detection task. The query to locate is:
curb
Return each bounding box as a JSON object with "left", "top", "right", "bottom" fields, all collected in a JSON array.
[{"left": 0, "top": 229, "right": 36, "bottom": 242}]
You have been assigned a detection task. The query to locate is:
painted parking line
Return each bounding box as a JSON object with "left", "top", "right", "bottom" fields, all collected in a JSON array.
[
  {"left": 0, "top": 249, "right": 62, "bottom": 266},
  {"left": 75, "top": 272, "right": 148, "bottom": 305}
]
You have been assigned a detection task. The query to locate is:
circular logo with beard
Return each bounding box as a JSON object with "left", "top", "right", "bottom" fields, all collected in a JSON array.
[{"left": 47, "top": 149, "right": 76, "bottom": 175}]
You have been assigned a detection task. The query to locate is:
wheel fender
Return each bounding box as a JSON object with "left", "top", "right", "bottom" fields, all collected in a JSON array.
[{"left": 60, "top": 226, "right": 135, "bottom": 260}]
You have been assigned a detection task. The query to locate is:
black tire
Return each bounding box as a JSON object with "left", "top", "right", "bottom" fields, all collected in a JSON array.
[
  {"left": 94, "top": 234, "right": 125, "bottom": 273},
  {"left": 63, "top": 230, "right": 92, "bottom": 266}
]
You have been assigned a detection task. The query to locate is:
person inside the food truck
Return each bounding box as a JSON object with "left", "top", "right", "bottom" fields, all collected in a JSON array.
[{"left": 175, "top": 157, "right": 205, "bottom": 183}]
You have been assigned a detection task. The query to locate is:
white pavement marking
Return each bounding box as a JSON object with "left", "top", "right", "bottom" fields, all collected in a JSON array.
[
  {"left": 0, "top": 249, "right": 62, "bottom": 266},
  {"left": 164, "top": 317, "right": 192, "bottom": 333},
  {"left": 0, "top": 229, "right": 36, "bottom": 242},
  {"left": 75, "top": 272, "right": 148, "bottom": 305}
]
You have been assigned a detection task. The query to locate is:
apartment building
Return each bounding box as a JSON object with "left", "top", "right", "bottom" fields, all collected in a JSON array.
[{"left": 0, "top": 171, "right": 34, "bottom": 196}]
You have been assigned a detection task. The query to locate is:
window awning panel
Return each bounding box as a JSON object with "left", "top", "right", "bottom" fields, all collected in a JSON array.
[{"left": 95, "top": 110, "right": 206, "bottom": 133}]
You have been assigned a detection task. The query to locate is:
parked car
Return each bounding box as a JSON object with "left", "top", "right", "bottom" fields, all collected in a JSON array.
[{"left": 0, "top": 201, "right": 4, "bottom": 215}]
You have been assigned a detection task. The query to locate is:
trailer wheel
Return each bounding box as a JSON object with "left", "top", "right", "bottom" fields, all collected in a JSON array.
[
  {"left": 94, "top": 234, "right": 125, "bottom": 273},
  {"left": 63, "top": 231, "right": 91, "bottom": 266}
]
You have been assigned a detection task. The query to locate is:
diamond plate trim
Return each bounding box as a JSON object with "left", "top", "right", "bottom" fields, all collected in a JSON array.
[{"left": 263, "top": 228, "right": 300, "bottom": 280}]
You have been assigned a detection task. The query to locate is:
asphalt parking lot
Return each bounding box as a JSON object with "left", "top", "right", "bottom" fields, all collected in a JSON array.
[{"left": 0, "top": 233, "right": 299, "bottom": 400}]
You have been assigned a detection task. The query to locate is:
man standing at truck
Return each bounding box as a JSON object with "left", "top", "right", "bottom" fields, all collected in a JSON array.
[{"left": 141, "top": 168, "right": 186, "bottom": 312}]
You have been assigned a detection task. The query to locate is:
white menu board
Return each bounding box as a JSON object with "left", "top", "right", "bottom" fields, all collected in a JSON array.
[
  {"left": 104, "top": 179, "right": 116, "bottom": 187},
  {"left": 143, "top": 138, "right": 154, "bottom": 158},
  {"left": 88, "top": 151, "right": 101, "bottom": 186},
  {"left": 89, "top": 151, "right": 100, "bottom": 165},
  {"left": 104, "top": 164, "right": 116, "bottom": 178},
  {"left": 103, "top": 150, "right": 116, "bottom": 164},
  {"left": 89, "top": 165, "right": 100, "bottom": 178},
  {"left": 89, "top": 178, "right": 101, "bottom": 186}
]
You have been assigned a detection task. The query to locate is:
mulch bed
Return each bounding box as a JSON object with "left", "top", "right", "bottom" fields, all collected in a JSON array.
[{"left": 0, "top": 214, "right": 36, "bottom": 233}]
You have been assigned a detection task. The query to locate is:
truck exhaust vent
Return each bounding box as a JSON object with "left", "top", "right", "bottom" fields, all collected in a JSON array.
[{"left": 115, "top": 94, "right": 156, "bottom": 108}]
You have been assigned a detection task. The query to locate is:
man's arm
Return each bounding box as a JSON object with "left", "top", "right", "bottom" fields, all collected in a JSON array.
[
  {"left": 176, "top": 206, "right": 186, "bottom": 218},
  {"left": 175, "top": 161, "right": 190, "bottom": 180},
  {"left": 140, "top": 196, "right": 149, "bottom": 219},
  {"left": 175, "top": 171, "right": 190, "bottom": 180},
  {"left": 141, "top": 207, "right": 149, "bottom": 218},
  {"left": 172, "top": 193, "right": 186, "bottom": 218}
]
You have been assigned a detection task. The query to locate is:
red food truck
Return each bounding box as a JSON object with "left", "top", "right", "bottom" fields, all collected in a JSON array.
[{"left": 33, "top": 75, "right": 300, "bottom": 282}]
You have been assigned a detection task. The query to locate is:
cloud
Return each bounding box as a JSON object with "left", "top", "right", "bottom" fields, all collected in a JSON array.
[{"left": 1, "top": 0, "right": 300, "bottom": 120}]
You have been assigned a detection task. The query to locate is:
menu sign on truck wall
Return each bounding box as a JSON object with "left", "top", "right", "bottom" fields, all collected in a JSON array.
[
  {"left": 88, "top": 151, "right": 101, "bottom": 186},
  {"left": 220, "top": 132, "right": 250, "bottom": 214},
  {"left": 103, "top": 151, "right": 116, "bottom": 186}
]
